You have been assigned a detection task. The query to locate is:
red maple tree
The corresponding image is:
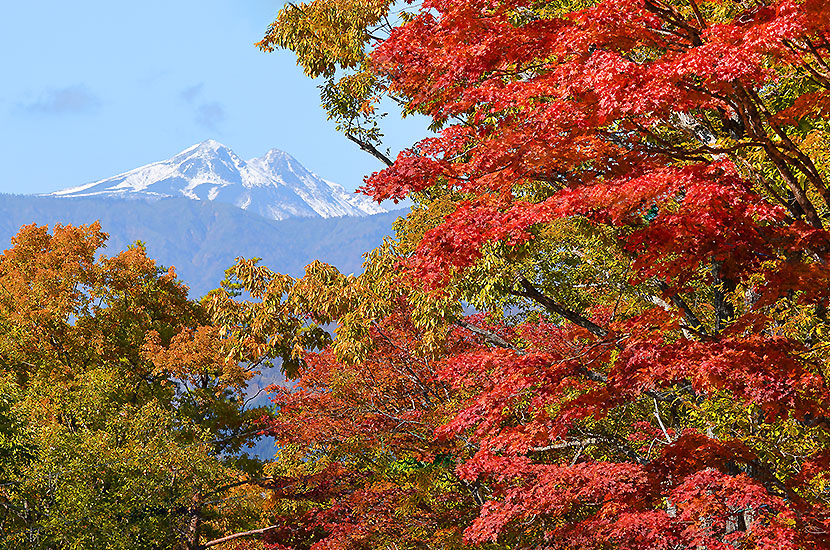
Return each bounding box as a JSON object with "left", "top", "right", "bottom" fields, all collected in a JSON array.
[{"left": 251, "top": 1, "right": 830, "bottom": 548}]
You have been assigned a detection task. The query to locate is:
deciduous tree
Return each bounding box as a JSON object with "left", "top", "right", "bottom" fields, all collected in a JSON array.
[
  {"left": 254, "top": 0, "right": 830, "bottom": 548},
  {"left": 0, "top": 224, "right": 271, "bottom": 549}
]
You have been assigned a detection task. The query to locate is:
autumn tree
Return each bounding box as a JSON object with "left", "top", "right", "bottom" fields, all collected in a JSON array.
[
  {"left": 0, "top": 224, "right": 272, "bottom": 549},
  {"left": 210, "top": 256, "right": 492, "bottom": 550},
  {"left": 248, "top": 0, "right": 830, "bottom": 548}
]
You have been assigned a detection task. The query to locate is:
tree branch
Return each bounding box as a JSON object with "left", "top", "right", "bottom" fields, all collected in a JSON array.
[
  {"left": 656, "top": 281, "right": 708, "bottom": 337},
  {"left": 512, "top": 278, "right": 609, "bottom": 338},
  {"left": 710, "top": 260, "right": 736, "bottom": 334},
  {"left": 456, "top": 320, "right": 522, "bottom": 352},
  {"left": 653, "top": 397, "right": 674, "bottom": 443},
  {"left": 199, "top": 525, "right": 280, "bottom": 549},
  {"left": 530, "top": 438, "right": 600, "bottom": 452},
  {"left": 687, "top": 0, "right": 707, "bottom": 30},
  {"left": 345, "top": 133, "right": 394, "bottom": 167},
  {"left": 643, "top": 0, "right": 703, "bottom": 47}
]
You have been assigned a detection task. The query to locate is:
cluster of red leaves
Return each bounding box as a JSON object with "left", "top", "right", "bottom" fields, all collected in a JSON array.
[
  {"left": 353, "top": 1, "right": 830, "bottom": 547},
  {"left": 613, "top": 335, "right": 827, "bottom": 417},
  {"left": 363, "top": 0, "right": 830, "bottom": 289},
  {"left": 262, "top": 300, "right": 830, "bottom": 548},
  {"left": 260, "top": 0, "right": 830, "bottom": 548},
  {"left": 259, "top": 307, "right": 481, "bottom": 550},
  {"left": 433, "top": 320, "right": 830, "bottom": 548}
]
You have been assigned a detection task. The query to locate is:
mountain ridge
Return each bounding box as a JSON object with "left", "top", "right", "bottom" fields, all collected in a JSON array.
[
  {"left": 0, "top": 192, "right": 402, "bottom": 298},
  {"left": 50, "top": 139, "right": 385, "bottom": 221}
]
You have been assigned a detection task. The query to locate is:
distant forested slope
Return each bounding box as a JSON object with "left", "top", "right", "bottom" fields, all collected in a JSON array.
[{"left": 0, "top": 194, "right": 402, "bottom": 297}]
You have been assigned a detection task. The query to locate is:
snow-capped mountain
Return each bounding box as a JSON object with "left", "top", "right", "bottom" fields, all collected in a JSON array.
[{"left": 50, "top": 140, "right": 386, "bottom": 220}]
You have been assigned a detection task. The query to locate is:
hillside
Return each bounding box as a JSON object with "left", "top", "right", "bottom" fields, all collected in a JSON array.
[{"left": 0, "top": 194, "right": 402, "bottom": 297}]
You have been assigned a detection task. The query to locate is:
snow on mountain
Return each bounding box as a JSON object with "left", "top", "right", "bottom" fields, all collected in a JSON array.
[{"left": 51, "top": 140, "right": 386, "bottom": 220}]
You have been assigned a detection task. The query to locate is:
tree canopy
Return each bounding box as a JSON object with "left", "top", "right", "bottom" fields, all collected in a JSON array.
[
  {"left": 239, "top": 0, "right": 830, "bottom": 548},
  {"left": 5, "top": 0, "right": 830, "bottom": 548},
  {"left": 0, "top": 224, "right": 272, "bottom": 549}
]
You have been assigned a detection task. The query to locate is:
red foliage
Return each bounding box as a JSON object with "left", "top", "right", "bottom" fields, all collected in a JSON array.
[
  {"left": 358, "top": 0, "right": 830, "bottom": 547},
  {"left": 270, "top": 0, "right": 830, "bottom": 547}
]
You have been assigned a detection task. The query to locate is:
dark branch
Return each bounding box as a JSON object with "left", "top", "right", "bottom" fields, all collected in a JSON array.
[
  {"left": 456, "top": 320, "right": 522, "bottom": 352},
  {"left": 512, "top": 278, "right": 609, "bottom": 338},
  {"left": 710, "top": 260, "right": 736, "bottom": 334},
  {"left": 345, "top": 133, "right": 394, "bottom": 167},
  {"left": 657, "top": 281, "right": 708, "bottom": 336},
  {"left": 199, "top": 525, "right": 280, "bottom": 549}
]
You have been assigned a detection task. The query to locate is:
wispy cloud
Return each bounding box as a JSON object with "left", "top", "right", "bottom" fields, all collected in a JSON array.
[
  {"left": 180, "top": 83, "right": 203, "bottom": 103},
  {"left": 180, "top": 84, "right": 224, "bottom": 131},
  {"left": 195, "top": 102, "right": 225, "bottom": 131},
  {"left": 21, "top": 85, "right": 101, "bottom": 115}
]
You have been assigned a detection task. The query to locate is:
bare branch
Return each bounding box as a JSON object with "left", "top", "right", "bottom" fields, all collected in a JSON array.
[
  {"left": 345, "top": 133, "right": 394, "bottom": 167},
  {"left": 199, "top": 525, "right": 280, "bottom": 549},
  {"left": 456, "top": 319, "right": 522, "bottom": 352},
  {"left": 512, "top": 278, "right": 609, "bottom": 338},
  {"left": 653, "top": 397, "right": 674, "bottom": 443},
  {"left": 530, "top": 438, "right": 600, "bottom": 452}
]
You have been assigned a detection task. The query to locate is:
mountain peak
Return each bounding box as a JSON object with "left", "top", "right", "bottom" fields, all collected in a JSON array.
[
  {"left": 200, "top": 138, "right": 223, "bottom": 148},
  {"left": 177, "top": 139, "right": 228, "bottom": 156},
  {"left": 50, "top": 142, "right": 385, "bottom": 220},
  {"left": 261, "top": 147, "right": 289, "bottom": 159}
]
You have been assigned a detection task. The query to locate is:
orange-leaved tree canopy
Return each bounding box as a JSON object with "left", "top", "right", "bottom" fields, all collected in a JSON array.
[
  {"left": 245, "top": 1, "right": 830, "bottom": 548},
  {"left": 0, "top": 224, "right": 275, "bottom": 549}
]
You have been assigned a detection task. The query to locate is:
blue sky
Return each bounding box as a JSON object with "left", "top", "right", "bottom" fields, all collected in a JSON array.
[{"left": 0, "top": 0, "right": 426, "bottom": 195}]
